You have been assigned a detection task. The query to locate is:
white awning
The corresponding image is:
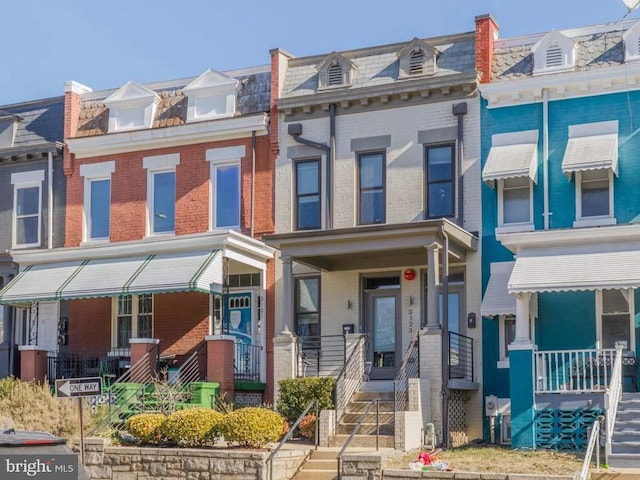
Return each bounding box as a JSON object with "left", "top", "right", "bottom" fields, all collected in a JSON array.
[
  {"left": 508, "top": 242, "right": 640, "bottom": 294},
  {"left": 482, "top": 130, "right": 538, "bottom": 185},
  {"left": 562, "top": 121, "right": 618, "bottom": 177},
  {"left": 0, "top": 250, "right": 222, "bottom": 305},
  {"left": 481, "top": 261, "right": 516, "bottom": 316}
]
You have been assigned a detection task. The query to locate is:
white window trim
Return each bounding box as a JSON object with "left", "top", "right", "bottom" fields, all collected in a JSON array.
[
  {"left": 80, "top": 161, "right": 115, "bottom": 243},
  {"left": 110, "top": 295, "right": 154, "bottom": 350},
  {"left": 595, "top": 289, "right": 635, "bottom": 351},
  {"left": 183, "top": 69, "right": 239, "bottom": 123},
  {"left": 497, "top": 314, "right": 515, "bottom": 369},
  {"left": 496, "top": 177, "right": 534, "bottom": 233},
  {"left": 206, "top": 146, "right": 245, "bottom": 231},
  {"left": 573, "top": 169, "right": 616, "bottom": 228},
  {"left": 144, "top": 154, "right": 179, "bottom": 237},
  {"left": 11, "top": 170, "right": 45, "bottom": 249}
]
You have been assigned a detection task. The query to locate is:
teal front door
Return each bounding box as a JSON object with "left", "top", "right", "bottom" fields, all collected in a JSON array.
[{"left": 225, "top": 292, "right": 253, "bottom": 345}]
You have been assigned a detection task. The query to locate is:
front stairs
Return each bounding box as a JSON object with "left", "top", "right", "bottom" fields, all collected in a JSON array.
[
  {"left": 609, "top": 392, "right": 640, "bottom": 468},
  {"left": 292, "top": 450, "right": 338, "bottom": 480},
  {"left": 329, "top": 381, "right": 395, "bottom": 448}
]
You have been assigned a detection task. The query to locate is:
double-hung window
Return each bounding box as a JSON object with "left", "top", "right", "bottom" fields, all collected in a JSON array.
[
  {"left": 358, "top": 151, "right": 385, "bottom": 225},
  {"left": 80, "top": 161, "right": 115, "bottom": 242},
  {"left": 144, "top": 154, "right": 179, "bottom": 235},
  {"left": 11, "top": 170, "right": 44, "bottom": 248},
  {"left": 113, "top": 294, "right": 154, "bottom": 349},
  {"left": 425, "top": 144, "right": 455, "bottom": 218},
  {"left": 295, "top": 159, "right": 321, "bottom": 230},
  {"left": 295, "top": 276, "right": 320, "bottom": 344},
  {"left": 206, "top": 146, "right": 244, "bottom": 231},
  {"left": 576, "top": 169, "right": 612, "bottom": 220},
  {"left": 499, "top": 177, "right": 532, "bottom": 226}
]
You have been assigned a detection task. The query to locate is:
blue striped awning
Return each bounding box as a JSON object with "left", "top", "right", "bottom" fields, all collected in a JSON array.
[{"left": 0, "top": 250, "right": 222, "bottom": 305}]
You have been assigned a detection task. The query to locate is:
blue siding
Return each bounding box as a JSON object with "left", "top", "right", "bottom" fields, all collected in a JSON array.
[{"left": 536, "top": 292, "right": 596, "bottom": 351}]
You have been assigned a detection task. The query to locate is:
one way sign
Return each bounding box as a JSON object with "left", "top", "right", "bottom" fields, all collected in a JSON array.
[{"left": 55, "top": 377, "right": 103, "bottom": 399}]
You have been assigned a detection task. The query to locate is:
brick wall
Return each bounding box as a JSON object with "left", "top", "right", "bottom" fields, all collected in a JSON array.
[
  {"left": 154, "top": 291, "right": 209, "bottom": 358},
  {"left": 68, "top": 297, "right": 112, "bottom": 355}
]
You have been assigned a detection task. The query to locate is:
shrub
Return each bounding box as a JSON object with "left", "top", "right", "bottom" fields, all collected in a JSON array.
[
  {"left": 125, "top": 413, "right": 166, "bottom": 444},
  {"left": 160, "top": 407, "right": 223, "bottom": 447},
  {"left": 299, "top": 414, "right": 316, "bottom": 439},
  {"left": 219, "top": 407, "right": 286, "bottom": 448},
  {"left": 277, "top": 377, "right": 335, "bottom": 423}
]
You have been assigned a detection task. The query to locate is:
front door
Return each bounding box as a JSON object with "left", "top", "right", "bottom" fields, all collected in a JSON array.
[
  {"left": 37, "top": 301, "right": 59, "bottom": 352},
  {"left": 225, "top": 291, "right": 259, "bottom": 381},
  {"left": 364, "top": 289, "right": 400, "bottom": 380}
]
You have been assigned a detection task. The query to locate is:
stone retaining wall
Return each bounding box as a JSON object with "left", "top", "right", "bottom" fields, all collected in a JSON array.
[{"left": 82, "top": 438, "right": 309, "bottom": 480}]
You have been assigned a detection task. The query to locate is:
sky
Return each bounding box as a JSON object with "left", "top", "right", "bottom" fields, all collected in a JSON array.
[{"left": 2, "top": 0, "right": 638, "bottom": 105}]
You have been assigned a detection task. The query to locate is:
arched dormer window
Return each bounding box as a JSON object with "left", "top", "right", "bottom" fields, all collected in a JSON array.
[
  {"left": 622, "top": 21, "right": 640, "bottom": 62},
  {"left": 398, "top": 38, "right": 438, "bottom": 78},
  {"left": 317, "top": 52, "right": 356, "bottom": 89},
  {"left": 531, "top": 30, "right": 575, "bottom": 75}
]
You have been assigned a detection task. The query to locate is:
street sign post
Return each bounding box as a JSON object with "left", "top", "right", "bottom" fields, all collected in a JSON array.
[{"left": 55, "top": 377, "right": 103, "bottom": 465}]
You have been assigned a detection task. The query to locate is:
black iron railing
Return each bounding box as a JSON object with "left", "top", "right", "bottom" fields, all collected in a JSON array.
[
  {"left": 335, "top": 334, "right": 367, "bottom": 425},
  {"left": 299, "top": 335, "right": 346, "bottom": 377},
  {"left": 449, "top": 331, "right": 473, "bottom": 382},
  {"left": 234, "top": 343, "right": 262, "bottom": 382},
  {"left": 46, "top": 351, "right": 101, "bottom": 384},
  {"left": 394, "top": 330, "right": 420, "bottom": 412}
]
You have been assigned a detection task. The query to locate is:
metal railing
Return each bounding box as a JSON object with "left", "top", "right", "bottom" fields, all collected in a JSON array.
[
  {"left": 533, "top": 348, "right": 617, "bottom": 394},
  {"left": 173, "top": 342, "right": 207, "bottom": 385},
  {"left": 46, "top": 351, "right": 101, "bottom": 384},
  {"left": 449, "top": 332, "right": 473, "bottom": 382},
  {"left": 235, "top": 343, "right": 262, "bottom": 382},
  {"left": 299, "top": 335, "right": 346, "bottom": 377},
  {"left": 580, "top": 415, "right": 604, "bottom": 480},
  {"left": 335, "top": 334, "right": 367, "bottom": 425},
  {"left": 605, "top": 345, "right": 624, "bottom": 462},
  {"left": 267, "top": 399, "right": 318, "bottom": 480},
  {"left": 337, "top": 399, "right": 380, "bottom": 480},
  {"left": 394, "top": 330, "right": 420, "bottom": 412}
]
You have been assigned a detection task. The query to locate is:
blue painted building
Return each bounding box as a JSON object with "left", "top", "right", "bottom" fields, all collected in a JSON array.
[{"left": 479, "top": 18, "right": 640, "bottom": 455}]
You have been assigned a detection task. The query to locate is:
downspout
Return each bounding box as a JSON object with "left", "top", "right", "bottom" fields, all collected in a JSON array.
[
  {"left": 439, "top": 224, "right": 450, "bottom": 448},
  {"left": 452, "top": 103, "right": 467, "bottom": 228},
  {"left": 542, "top": 89, "right": 550, "bottom": 230},
  {"left": 251, "top": 131, "right": 256, "bottom": 238},
  {"left": 47, "top": 151, "right": 54, "bottom": 249},
  {"left": 328, "top": 104, "right": 336, "bottom": 230}
]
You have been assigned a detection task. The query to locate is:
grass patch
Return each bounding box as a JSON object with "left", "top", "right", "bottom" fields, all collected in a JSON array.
[{"left": 387, "top": 445, "right": 584, "bottom": 475}]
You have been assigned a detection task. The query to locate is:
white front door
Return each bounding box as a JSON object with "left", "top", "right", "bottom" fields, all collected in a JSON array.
[{"left": 37, "top": 301, "right": 59, "bottom": 352}]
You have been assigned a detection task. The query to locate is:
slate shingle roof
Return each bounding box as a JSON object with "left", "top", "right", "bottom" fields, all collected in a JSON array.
[
  {"left": 75, "top": 70, "right": 270, "bottom": 138},
  {"left": 0, "top": 97, "right": 64, "bottom": 146}
]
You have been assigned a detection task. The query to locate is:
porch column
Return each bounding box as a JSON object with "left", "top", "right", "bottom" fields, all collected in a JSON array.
[
  {"left": 281, "top": 256, "right": 294, "bottom": 333},
  {"left": 206, "top": 334, "right": 235, "bottom": 399},
  {"left": 273, "top": 329, "right": 299, "bottom": 403},
  {"left": 425, "top": 242, "right": 440, "bottom": 330},
  {"left": 18, "top": 345, "right": 48, "bottom": 383},
  {"left": 509, "top": 292, "right": 535, "bottom": 449},
  {"left": 130, "top": 338, "right": 159, "bottom": 382}
]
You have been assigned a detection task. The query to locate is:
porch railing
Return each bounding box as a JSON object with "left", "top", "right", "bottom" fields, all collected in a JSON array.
[
  {"left": 534, "top": 348, "right": 617, "bottom": 394},
  {"left": 605, "top": 345, "right": 624, "bottom": 462},
  {"left": 46, "top": 351, "right": 101, "bottom": 384},
  {"left": 394, "top": 330, "right": 420, "bottom": 412},
  {"left": 335, "top": 334, "right": 367, "bottom": 425},
  {"left": 234, "top": 343, "right": 262, "bottom": 382},
  {"left": 173, "top": 341, "right": 207, "bottom": 384},
  {"left": 449, "top": 332, "right": 473, "bottom": 382},
  {"left": 299, "top": 335, "right": 346, "bottom": 377}
]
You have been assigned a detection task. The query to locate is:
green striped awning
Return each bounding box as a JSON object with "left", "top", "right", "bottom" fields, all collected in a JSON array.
[{"left": 0, "top": 250, "right": 222, "bottom": 305}]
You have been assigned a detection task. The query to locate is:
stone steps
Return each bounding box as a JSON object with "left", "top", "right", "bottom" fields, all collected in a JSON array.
[
  {"left": 292, "top": 450, "right": 337, "bottom": 480},
  {"left": 328, "top": 434, "right": 395, "bottom": 448}
]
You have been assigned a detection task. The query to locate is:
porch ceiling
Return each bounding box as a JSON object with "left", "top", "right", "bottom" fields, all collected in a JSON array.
[{"left": 265, "top": 219, "right": 477, "bottom": 271}]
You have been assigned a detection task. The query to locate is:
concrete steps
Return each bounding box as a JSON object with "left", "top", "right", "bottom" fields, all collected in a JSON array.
[
  {"left": 609, "top": 393, "right": 640, "bottom": 468},
  {"left": 328, "top": 433, "right": 395, "bottom": 448},
  {"left": 292, "top": 450, "right": 337, "bottom": 480}
]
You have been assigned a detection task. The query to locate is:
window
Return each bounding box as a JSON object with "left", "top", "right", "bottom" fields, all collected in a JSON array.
[
  {"left": 577, "top": 169, "right": 612, "bottom": 219},
  {"left": 426, "top": 144, "right": 455, "bottom": 218},
  {"left": 144, "top": 154, "right": 180, "bottom": 236},
  {"left": 531, "top": 31, "right": 575, "bottom": 74},
  {"left": 183, "top": 69, "right": 238, "bottom": 122},
  {"left": 213, "top": 162, "right": 240, "bottom": 228},
  {"left": 598, "top": 289, "right": 634, "bottom": 350},
  {"left": 87, "top": 179, "right": 111, "bottom": 240},
  {"left": 358, "top": 151, "right": 385, "bottom": 224},
  {"left": 113, "top": 294, "right": 154, "bottom": 348},
  {"left": 295, "top": 159, "right": 321, "bottom": 230},
  {"left": 317, "top": 52, "right": 354, "bottom": 89},
  {"left": 295, "top": 277, "right": 320, "bottom": 341},
  {"left": 501, "top": 315, "right": 516, "bottom": 360},
  {"left": 11, "top": 170, "right": 44, "bottom": 248},
  {"left": 499, "top": 177, "right": 532, "bottom": 226},
  {"left": 104, "top": 81, "right": 160, "bottom": 133}
]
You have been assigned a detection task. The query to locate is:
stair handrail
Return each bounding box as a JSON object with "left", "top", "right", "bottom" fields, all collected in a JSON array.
[
  {"left": 605, "top": 345, "right": 624, "bottom": 462},
  {"left": 335, "top": 334, "right": 367, "bottom": 425},
  {"left": 267, "top": 399, "right": 319, "bottom": 480},
  {"left": 174, "top": 341, "right": 207, "bottom": 385},
  {"left": 336, "top": 399, "right": 380, "bottom": 480},
  {"left": 579, "top": 415, "right": 604, "bottom": 480},
  {"left": 394, "top": 329, "right": 420, "bottom": 412}
]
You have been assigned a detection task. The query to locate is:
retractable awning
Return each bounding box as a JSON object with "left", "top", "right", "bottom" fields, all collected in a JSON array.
[
  {"left": 508, "top": 243, "right": 640, "bottom": 294},
  {"left": 0, "top": 250, "right": 222, "bottom": 305},
  {"left": 562, "top": 121, "right": 618, "bottom": 177},
  {"left": 482, "top": 130, "right": 538, "bottom": 186},
  {"left": 481, "top": 261, "right": 516, "bottom": 316}
]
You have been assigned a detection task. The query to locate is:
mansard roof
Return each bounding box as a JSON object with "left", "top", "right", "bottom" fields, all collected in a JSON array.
[{"left": 0, "top": 97, "right": 63, "bottom": 148}]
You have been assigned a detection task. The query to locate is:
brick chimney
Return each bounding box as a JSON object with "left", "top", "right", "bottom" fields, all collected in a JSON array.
[
  {"left": 63, "top": 80, "right": 92, "bottom": 176},
  {"left": 475, "top": 14, "right": 499, "bottom": 84}
]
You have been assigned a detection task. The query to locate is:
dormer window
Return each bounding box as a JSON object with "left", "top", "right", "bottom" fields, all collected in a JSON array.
[
  {"left": 398, "top": 38, "right": 438, "bottom": 78},
  {"left": 183, "top": 69, "right": 239, "bottom": 123},
  {"left": 532, "top": 30, "right": 575, "bottom": 75},
  {"left": 622, "top": 22, "right": 640, "bottom": 62},
  {"left": 104, "top": 81, "right": 160, "bottom": 133},
  {"left": 317, "top": 52, "right": 356, "bottom": 89},
  {"left": 0, "top": 111, "right": 21, "bottom": 148}
]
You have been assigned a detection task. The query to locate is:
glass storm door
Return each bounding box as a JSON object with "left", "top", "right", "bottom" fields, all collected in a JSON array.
[{"left": 365, "top": 290, "right": 400, "bottom": 380}]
